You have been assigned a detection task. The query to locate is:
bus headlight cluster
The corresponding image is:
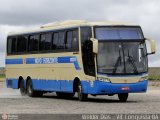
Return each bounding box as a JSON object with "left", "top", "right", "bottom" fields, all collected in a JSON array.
[
  {"left": 98, "top": 77, "right": 111, "bottom": 82},
  {"left": 139, "top": 76, "right": 148, "bottom": 82}
]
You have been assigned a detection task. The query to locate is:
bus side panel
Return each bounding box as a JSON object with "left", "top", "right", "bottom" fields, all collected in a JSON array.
[
  {"left": 60, "top": 80, "right": 74, "bottom": 92},
  {"left": 31, "top": 79, "right": 74, "bottom": 93},
  {"left": 6, "top": 78, "right": 19, "bottom": 89},
  {"left": 5, "top": 52, "right": 94, "bottom": 94},
  {"left": 32, "top": 79, "right": 60, "bottom": 92}
]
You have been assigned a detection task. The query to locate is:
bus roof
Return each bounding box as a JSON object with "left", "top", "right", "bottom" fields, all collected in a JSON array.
[{"left": 8, "top": 20, "right": 139, "bottom": 36}]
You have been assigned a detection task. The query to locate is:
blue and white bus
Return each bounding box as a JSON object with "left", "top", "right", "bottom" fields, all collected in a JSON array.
[{"left": 6, "top": 20, "right": 156, "bottom": 101}]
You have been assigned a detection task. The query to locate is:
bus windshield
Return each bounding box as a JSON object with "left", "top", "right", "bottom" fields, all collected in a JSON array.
[
  {"left": 97, "top": 42, "right": 147, "bottom": 75},
  {"left": 95, "top": 27, "right": 147, "bottom": 75},
  {"left": 95, "top": 27, "right": 143, "bottom": 40}
]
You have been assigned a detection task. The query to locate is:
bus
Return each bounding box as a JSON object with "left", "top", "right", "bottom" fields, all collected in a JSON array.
[{"left": 6, "top": 20, "right": 156, "bottom": 102}]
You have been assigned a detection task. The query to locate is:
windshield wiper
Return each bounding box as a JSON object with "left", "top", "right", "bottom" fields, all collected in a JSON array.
[
  {"left": 127, "top": 49, "right": 139, "bottom": 74},
  {"left": 112, "top": 49, "right": 122, "bottom": 74}
]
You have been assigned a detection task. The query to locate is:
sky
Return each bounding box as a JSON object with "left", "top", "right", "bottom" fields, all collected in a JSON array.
[{"left": 0, "top": 0, "right": 160, "bottom": 67}]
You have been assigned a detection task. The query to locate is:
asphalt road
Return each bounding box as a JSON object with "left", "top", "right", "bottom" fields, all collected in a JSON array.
[{"left": 0, "top": 81, "right": 160, "bottom": 114}]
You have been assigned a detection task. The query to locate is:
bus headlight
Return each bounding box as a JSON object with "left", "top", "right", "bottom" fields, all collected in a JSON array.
[
  {"left": 139, "top": 76, "right": 148, "bottom": 82},
  {"left": 98, "top": 77, "right": 111, "bottom": 82}
]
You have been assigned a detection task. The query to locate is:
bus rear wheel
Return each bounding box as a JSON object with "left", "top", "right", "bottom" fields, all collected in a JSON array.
[
  {"left": 27, "top": 79, "right": 43, "bottom": 97},
  {"left": 77, "top": 82, "right": 88, "bottom": 101},
  {"left": 19, "top": 79, "right": 26, "bottom": 96},
  {"left": 118, "top": 93, "right": 128, "bottom": 102}
]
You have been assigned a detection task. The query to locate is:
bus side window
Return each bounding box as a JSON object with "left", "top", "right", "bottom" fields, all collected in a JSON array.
[
  {"left": 7, "top": 37, "right": 17, "bottom": 54},
  {"left": 72, "top": 30, "right": 79, "bottom": 51},
  {"left": 40, "top": 34, "right": 45, "bottom": 51},
  {"left": 45, "top": 33, "right": 52, "bottom": 50},
  {"left": 58, "top": 32, "right": 65, "bottom": 49},
  {"left": 52, "top": 33, "right": 59, "bottom": 50},
  {"left": 66, "top": 31, "right": 72, "bottom": 50},
  {"left": 7, "top": 38, "right": 12, "bottom": 54},
  {"left": 40, "top": 33, "right": 52, "bottom": 51},
  {"left": 17, "top": 36, "right": 27, "bottom": 53},
  {"left": 28, "top": 35, "right": 39, "bottom": 52},
  {"left": 52, "top": 32, "right": 65, "bottom": 50},
  {"left": 66, "top": 30, "right": 79, "bottom": 51}
]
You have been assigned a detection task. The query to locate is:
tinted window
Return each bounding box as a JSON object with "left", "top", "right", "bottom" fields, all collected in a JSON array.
[
  {"left": 17, "top": 36, "right": 27, "bottom": 53},
  {"left": 7, "top": 38, "right": 12, "bottom": 54},
  {"left": 81, "top": 27, "right": 92, "bottom": 44},
  {"left": 12, "top": 38, "right": 17, "bottom": 53},
  {"left": 66, "top": 31, "right": 72, "bottom": 49},
  {"left": 45, "top": 33, "right": 52, "bottom": 50},
  {"left": 52, "top": 32, "right": 65, "bottom": 50},
  {"left": 28, "top": 35, "right": 39, "bottom": 51},
  {"left": 66, "top": 30, "right": 79, "bottom": 51},
  {"left": 58, "top": 32, "right": 65, "bottom": 49},
  {"left": 40, "top": 34, "right": 45, "bottom": 51},
  {"left": 81, "top": 27, "right": 95, "bottom": 76},
  {"left": 40, "top": 33, "right": 52, "bottom": 51},
  {"left": 7, "top": 37, "right": 17, "bottom": 54},
  {"left": 72, "top": 30, "right": 78, "bottom": 50},
  {"left": 95, "top": 27, "right": 143, "bottom": 40},
  {"left": 52, "top": 33, "right": 58, "bottom": 50}
]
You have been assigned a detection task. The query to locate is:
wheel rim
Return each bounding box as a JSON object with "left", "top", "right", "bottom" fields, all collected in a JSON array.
[
  {"left": 78, "top": 85, "right": 82, "bottom": 99},
  {"left": 28, "top": 84, "right": 32, "bottom": 94},
  {"left": 20, "top": 86, "right": 25, "bottom": 93},
  {"left": 20, "top": 81, "right": 25, "bottom": 93}
]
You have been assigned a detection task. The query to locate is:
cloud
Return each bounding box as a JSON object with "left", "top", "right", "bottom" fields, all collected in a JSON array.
[
  {"left": 0, "top": 0, "right": 105, "bottom": 25},
  {"left": 0, "top": 0, "right": 160, "bottom": 67},
  {"left": 0, "top": 24, "right": 39, "bottom": 53}
]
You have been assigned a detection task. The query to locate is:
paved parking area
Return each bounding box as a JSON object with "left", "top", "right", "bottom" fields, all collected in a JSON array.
[{"left": 0, "top": 81, "right": 160, "bottom": 114}]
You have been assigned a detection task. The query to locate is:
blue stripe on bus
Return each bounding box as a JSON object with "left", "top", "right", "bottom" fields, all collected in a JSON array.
[
  {"left": 6, "top": 78, "right": 148, "bottom": 94},
  {"left": 6, "top": 58, "right": 23, "bottom": 64},
  {"left": 6, "top": 56, "right": 81, "bottom": 70},
  {"left": 25, "top": 58, "right": 35, "bottom": 64}
]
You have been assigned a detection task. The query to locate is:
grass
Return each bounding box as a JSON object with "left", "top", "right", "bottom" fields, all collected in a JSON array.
[
  {"left": 148, "top": 75, "right": 160, "bottom": 81},
  {"left": 0, "top": 74, "right": 5, "bottom": 78}
]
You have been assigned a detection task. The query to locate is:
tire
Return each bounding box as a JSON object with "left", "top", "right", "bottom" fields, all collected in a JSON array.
[
  {"left": 19, "top": 79, "right": 26, "bottom": 96},
  {"left": 118, "top": 93, "right": 128, "bottom": 102},
  {"left": 77, "top": 81, "right": 88, "bottom": 101},
  {"left": 27, "top": 79, "right": 40, "bottom": 97}
]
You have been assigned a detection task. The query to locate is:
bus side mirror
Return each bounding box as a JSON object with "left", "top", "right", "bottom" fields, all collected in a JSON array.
[
  {"left": 145, "top": 38, "right": 156, "bottom": 55},
  {"left": 90, "top": 38, "right": 98, "bottom": 54}
]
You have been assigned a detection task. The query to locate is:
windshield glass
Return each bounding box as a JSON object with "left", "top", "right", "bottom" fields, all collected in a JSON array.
[
  {"left": 95, "top": 27, "right": 143, "bottom": 40},
  {"left": 97, "top": 42, "right": 147, "bottom": 74}
]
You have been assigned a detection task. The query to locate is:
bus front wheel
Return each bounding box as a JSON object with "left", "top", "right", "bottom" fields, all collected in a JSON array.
[
  {"left": 118, "top": 93, "right": 128, "bottom": 102},
  {"left": 77, "top": 82, "right": 88, "bottom": 101}
]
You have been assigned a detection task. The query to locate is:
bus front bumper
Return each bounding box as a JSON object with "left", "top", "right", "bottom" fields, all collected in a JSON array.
[{"left": 81, "top": 80, "right": 148, "bottom": 95}]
